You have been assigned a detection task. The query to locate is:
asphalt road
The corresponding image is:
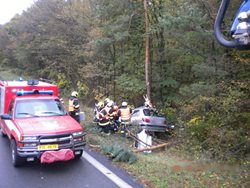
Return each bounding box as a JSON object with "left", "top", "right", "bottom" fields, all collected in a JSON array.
[{"left": 0, "top": 136, "right": 143, "bottom": 188}]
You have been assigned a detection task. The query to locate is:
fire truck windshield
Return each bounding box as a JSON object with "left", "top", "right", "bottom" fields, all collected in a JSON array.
[{"left": 14, "top": 99, "right": 67, "bottom": 118}]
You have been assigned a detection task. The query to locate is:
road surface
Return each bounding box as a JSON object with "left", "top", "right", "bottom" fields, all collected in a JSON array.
[{"left": 0, "top": 136, "right": 143, "bottom": 188}]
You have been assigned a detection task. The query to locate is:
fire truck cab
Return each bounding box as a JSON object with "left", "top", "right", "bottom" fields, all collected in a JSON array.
[{"left": 0, "top": 79, "right": 86, "bottom": 166}]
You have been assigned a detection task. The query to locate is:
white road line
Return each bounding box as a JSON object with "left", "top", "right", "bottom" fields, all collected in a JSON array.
[{"left": 82, "top": 151, "right": 133, "bottom": 188}]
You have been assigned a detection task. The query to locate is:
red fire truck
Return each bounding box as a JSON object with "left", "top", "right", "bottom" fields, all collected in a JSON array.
[{"left": 0, "top": 79, "right": 86, "bottom": 166}]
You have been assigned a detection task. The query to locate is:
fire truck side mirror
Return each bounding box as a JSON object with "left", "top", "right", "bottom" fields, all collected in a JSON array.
[{"left": 1, "top": 114, "right": 12, "bottom": 120}]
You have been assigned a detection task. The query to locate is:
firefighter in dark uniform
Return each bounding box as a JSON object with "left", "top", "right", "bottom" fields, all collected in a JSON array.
[
  {"left": 110, "top": 103, "right": 119, "bottom": 132},
  {"left": 68, "top": 91, "right": 80, "bottom": 123},
  {"left": 94, "top": 101, "right": 104, "bottom": 122},
  {"left": 98, "top": 101, "right": 114, "bottom": 134}
]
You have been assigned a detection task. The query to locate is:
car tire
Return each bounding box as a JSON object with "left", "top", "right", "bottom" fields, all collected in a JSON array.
[
  {"left": 74, "top": 150, "right": 83, "bottom": 159},
  {"left": 11, "top": 139, "right": 23, "bottom": 167}
]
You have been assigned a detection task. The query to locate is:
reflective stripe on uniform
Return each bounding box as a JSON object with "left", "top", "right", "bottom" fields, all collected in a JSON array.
[
  {"left": 68, "top": 99, "right": 74, "bottom": 111},
  {"left": 98, "top": 121, "right": 110, "bottom": 126},
  {"left": 69, "top": 98, "right": 79, "bottom": 112},
  {"left": 99, "top": 108, "right": 110, "bottom": 120}
]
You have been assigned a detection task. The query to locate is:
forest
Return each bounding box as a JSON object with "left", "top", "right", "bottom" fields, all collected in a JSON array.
[{"left": 0, "top": 0, "right": 249, "bottom": 163}]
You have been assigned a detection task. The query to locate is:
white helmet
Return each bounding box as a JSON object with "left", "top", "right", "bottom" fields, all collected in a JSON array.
[
  {"left": 122, "top": 101, "right": 128, "bottom": 107},
  {"left": 97, "top": 101, "right": 104, "bottom": 108},
  {"left": 71, "top": 91, "right": 78, "bottom": 97},
  {"left": 104, "top": 98, "right": 110, "bottom": 104},
  {"left": 107, "top": 100, "right": 114, "bottom": 107}
]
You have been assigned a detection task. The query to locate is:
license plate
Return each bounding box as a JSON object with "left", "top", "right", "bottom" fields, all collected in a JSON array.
[{"left": 37, "top": 144, "right": 58, "bottom": 151}]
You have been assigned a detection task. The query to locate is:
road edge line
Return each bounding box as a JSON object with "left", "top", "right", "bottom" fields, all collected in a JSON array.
[{"left": 82, "top": 151, "right": 133, "bottom": 188}]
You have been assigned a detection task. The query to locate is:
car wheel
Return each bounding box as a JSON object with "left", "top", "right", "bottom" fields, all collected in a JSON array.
[
  {"left": 11, "top": 139, "right": 23, "bottom": 167},
  {"left": 74, "top": 150, "right": 83, "bottom": 159}
]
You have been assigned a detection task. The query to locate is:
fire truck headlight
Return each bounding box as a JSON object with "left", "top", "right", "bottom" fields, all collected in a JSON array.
[{"left": 72, "top": 131, "right": 83, "bottom": 137}]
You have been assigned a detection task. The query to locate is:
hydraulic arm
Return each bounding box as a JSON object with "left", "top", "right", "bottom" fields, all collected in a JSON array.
[{"left": 214, "top": 0, "right": 250, "bottom": 49}]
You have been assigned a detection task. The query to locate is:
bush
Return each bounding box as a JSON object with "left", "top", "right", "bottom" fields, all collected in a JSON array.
[
  {"left": 101, "top": 143, "right": 137, "bottom": 164},
  {"left": 177, "top": 80, "right": 250, "bottom": 162}
]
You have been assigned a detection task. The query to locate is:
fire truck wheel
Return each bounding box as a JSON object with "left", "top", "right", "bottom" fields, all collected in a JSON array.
[
  {"left": 11, "top": 139, "right": 23, "bottom": 167},
  {"left": 74, "top": 150, "right": 83, "bottom": 159},
  {"left": 0, "top": 126, "right": 6, "bottom": 137}
]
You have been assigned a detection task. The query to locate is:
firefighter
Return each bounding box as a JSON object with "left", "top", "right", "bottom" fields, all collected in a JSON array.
[
  {"left": 97, "top": 101, "right": 105, "bottom": 112},
  {"left": 110, "top": 103, "right": 119, "bottom": 132},
  {"left": 98, "top": 101, "right": 113, "bottom": 134},
  {"left": 117, "top": 102, "right": 132, "bottom": 123},
  {"left": 93, "top": 101, "right": 104, "bottom": 122},
  {"left": 117, "top": 101, "right": 132, "bottom": 136},
  {"left": 108, "top": 101, "right": 119, "bottom": 133},
  {"left": 68, "top": 91, "right": 80, "bottom": 123},
  {"left": 104, "top": 98, "right": 110, "bottom": 107},
  {"left": 112, "top": 103, "right": 119, "bottom": 121}
]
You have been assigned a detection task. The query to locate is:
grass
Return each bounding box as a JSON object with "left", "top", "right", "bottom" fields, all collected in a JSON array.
[
  {"left": 83, "top": 107, "right": 250, "bottom": 188},
  {"left": 119, "top": 152, "right": 249, "bottom": 188}
]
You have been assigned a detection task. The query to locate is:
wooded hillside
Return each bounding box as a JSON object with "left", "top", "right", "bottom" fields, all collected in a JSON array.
[{"left": 0, "top": 0, "right": 249, "bottom": 161}]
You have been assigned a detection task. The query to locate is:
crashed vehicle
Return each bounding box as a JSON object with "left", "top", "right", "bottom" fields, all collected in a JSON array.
[
  {"left": 130, "top": 106, "right": 175, "bottom": 133},
  {"left": 0, "top": 79, "right": 86, "bottom": 166}
]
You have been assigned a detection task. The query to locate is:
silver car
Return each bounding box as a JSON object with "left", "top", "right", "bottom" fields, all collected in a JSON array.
[{"left": 130, "top": 106, "right": 174, "bottom": 132}]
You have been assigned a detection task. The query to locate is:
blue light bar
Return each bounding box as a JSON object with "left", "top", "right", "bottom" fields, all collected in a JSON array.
[
  {"left": 16, "top": 90, "right": 33, "bottom": 96},
  {"left": 16, "top": 90, "right": 53, "bottom": 96},
  {"left": 38, "top": 90, "right": 53, "bottom": 95}
]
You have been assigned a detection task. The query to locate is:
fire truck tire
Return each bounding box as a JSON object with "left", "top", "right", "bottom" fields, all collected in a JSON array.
[
  {"left": 74, "top": 150, "right": 83, "bottom": 159},
  {"left": 0, "top": 126, "right": 6, "bottom": 137},
  {"left": 11, "top": 139, "right": 23, "bottom": 167}
]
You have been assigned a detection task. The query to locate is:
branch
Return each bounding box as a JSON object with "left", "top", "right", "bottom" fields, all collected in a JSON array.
[{"left": 133, "top": 142, "right": 171, "bottom": 153}]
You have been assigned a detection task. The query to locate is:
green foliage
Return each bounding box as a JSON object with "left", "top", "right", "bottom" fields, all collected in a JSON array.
[
  {"left": 192, "top": 63, "right": 228, "bottom": 80},
  {"left": 116, "top": 74, "right": 145, "bottom": 98},
  {"left": 101, "top": 143, "right": 137, "bottom": 164},
  {"left": 159, "top": 77, "right": 179, "bottom": 88},
  {"left": 77, "top": 81, "right": 90, "bottom": 97},
  {"left": 179, "top": 83, "right": 217, "bottom": 99},
  {"left": 181, "top": 80, "right": 250, "bottom": 160},
  {"left": 161, "top": 107, "right": 177, "bottom": 123}
]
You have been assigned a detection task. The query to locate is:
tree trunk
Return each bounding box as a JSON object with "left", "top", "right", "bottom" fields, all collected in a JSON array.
[{"left": 144, "top": 0, "right": 151, "bottom": 103}]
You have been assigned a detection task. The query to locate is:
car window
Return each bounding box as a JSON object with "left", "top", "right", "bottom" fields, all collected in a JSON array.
[
  {"left": 143, "top": 108, "right": 162, "bottom": 117},
  {"left": 132, "top": 110, "right": 140, "bottom": 116},
  {"left": 15, "top": 99, "right": 67, "bottom": 118},
  {"left": 143, "top": 109, "right": 151, "bottom": 116}
]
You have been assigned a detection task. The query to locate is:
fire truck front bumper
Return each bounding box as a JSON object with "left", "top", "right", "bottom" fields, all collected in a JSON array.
[{"left": 17, "top": 133, "right": 86, "bottom": 161}]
